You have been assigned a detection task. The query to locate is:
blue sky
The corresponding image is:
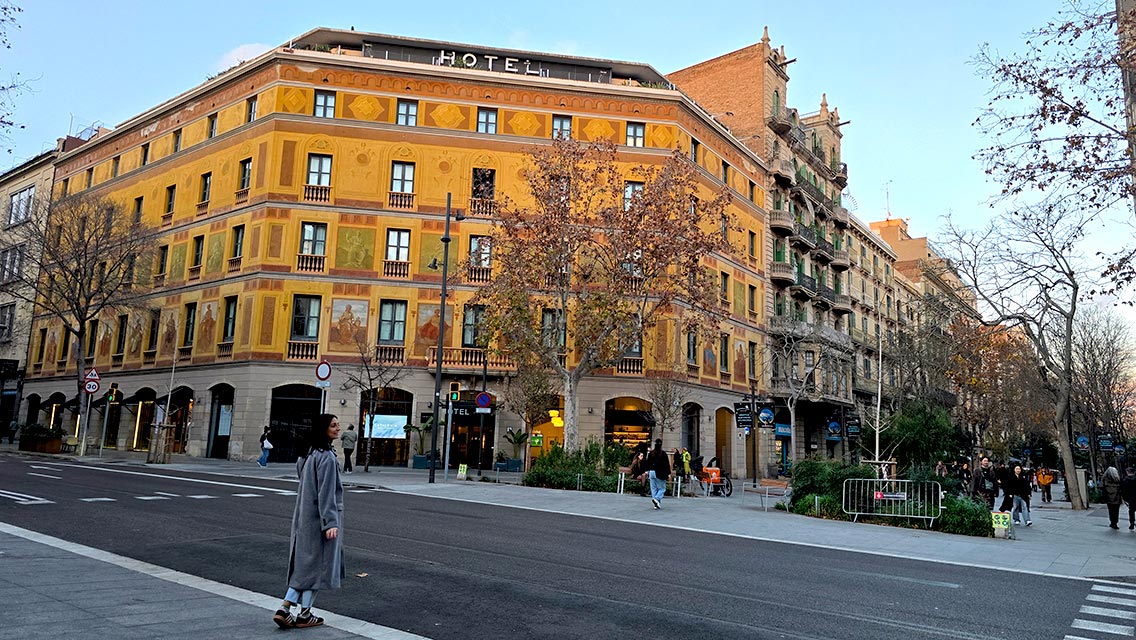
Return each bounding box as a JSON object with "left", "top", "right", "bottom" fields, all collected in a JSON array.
[{"left": 4, "top": 0, "right": 1069, "bottom": 238}]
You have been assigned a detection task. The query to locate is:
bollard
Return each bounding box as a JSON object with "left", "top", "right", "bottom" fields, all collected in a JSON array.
[
  {"left": 814, "top": 494, "right": 820, "bottom": 516},
  {"left": 577, "top": 473, "right": 582, "bottom": 491}
]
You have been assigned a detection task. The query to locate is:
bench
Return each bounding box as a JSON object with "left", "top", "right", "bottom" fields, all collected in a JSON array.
[{"left": 60, "top": 436, "right": 79, "bottom": 453}]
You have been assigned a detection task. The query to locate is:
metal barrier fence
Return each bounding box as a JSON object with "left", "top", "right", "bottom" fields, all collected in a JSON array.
[{"left": 842, "top": 479, "right": 944, "bottom": 526}]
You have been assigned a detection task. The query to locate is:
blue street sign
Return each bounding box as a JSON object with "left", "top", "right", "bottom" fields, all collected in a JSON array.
[
  {"left": 758, "top": 407, "right": 775, "bottom": 425},
  {"left": 1116, "top": 444, "right": 1127, "bottom": 455},
  {"left": 827, "top": 421, "right": 841, "bottom": 435},
  {"left": 774, "top": 423, "right": 792, "bottom": 437},
  {"left": 475, "top": 392, "right": 492, "bottom": 408},
  {"left": 1023, "top": 448, "right": 1031, "bottom": 457},
  {"left": 1076, "top": 435, "right": 1090, "bottom": 450}
]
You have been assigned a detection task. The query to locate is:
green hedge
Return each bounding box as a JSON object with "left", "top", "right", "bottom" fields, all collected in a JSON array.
[
  {"left": 937, "top": 495, "right": 994, "bottom": 537},
  {"left": 789, "top": 457, "right": 878, "bottom": 507},
  {"left": 522, "top": 439, "right": 636, "bottom": 492}
]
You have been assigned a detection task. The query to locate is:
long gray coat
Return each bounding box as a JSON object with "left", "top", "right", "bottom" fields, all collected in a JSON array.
[{"left": 287, "top": 448, "right": 345, "bottom": 590}]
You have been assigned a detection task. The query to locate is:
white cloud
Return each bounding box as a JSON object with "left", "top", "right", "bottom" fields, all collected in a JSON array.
[{"left": 216, "top": 43, "right": 272, "bottom": 71}]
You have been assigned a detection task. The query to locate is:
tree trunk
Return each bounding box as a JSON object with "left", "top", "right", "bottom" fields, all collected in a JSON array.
[
  {"left": 74, "top": 329, "right": 89, "bottom": 456},
  {"left": 363, "top": 395, "right": 375, "bottom": 472},
  {"left": 563, "top": 373, "right": 579, "bottom": 451},
  {"left": 1054, "top": 388, "right": 1087, "bottom": 509},
  {"left": 788, "top": 400, "right": 797, "bottom": 472}
]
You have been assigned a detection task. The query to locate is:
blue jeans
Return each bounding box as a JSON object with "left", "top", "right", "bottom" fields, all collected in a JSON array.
[
  {"left": 1012, "top": 496, "right": 1030, "bottom": 524},
  {"left": 258, "top": 446, "right": 269, "bottom": 466},
  {"left": 649, "top": 470, "right": 667, "bottom": 501},
  {"left": 284, "top": 587, "right": 315, "bottom": 609}
]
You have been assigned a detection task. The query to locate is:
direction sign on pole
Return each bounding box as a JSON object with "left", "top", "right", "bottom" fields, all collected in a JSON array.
[
  {"left": 84, "top": 380, "right": 100, "bottom": 394},
  {"left": 84, "top": 368, "right": 101, "bottom": 382},
  {"left": 734, "top": 402, "right": 754, "bottom": 430}
]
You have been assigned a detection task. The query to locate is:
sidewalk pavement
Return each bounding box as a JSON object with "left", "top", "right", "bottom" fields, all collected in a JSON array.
[{"left": 2, "top": 445, "right": 1134, "bottom": 640}]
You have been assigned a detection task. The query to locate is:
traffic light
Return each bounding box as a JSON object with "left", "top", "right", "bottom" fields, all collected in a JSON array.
[
  {"left": 448, "top": 382, "right": 460, "bottom": 402},
  {"left": 108, "top": 383, "right": 121, "bottom": 404}
]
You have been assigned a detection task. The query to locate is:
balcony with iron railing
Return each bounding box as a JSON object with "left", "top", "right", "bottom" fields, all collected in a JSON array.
[
  {"left": 468, "top": 197, "right": 498, "bottom": 217},
  {"left": 769, "top": 260, "right": 795, "bottom": 285},
  {"left": 615, "top": 357, "right": 644, "bottom": 376},
  {"left": 216, "top": 341, "right": 234, "bottom": 359},
  {"left": 387, "top": 191, "right": 415, "bottom": 210},
  {"left": 790, "top": 272, "right": 817, "bottom": 299},
  {"left": 813, "top": 237, "right": 834, "bottom": 263},
  {"left": 768, "top": 315, "right": 810, "bottom": 337},
  {"left": 383, "top": 260, "right": 410, "bottom": 279},
  {"left": 766, "top": 108, "right": 792, "bottom": 134},
  {"left": 833, "top": 293, "right": 853, "bottom": 315},
  {"left": 303, "top": 184, "right": 331, "bottom": 203},
  {"left": 428, "top": 346, "right": 515, "bottom": 371},
  {"left": 772, "top": 157, "right": 795, "bottom": 185},
  {"left": 227, "top": 256, "right": 243, "bottom": 274},
  {"left": 769, "top": 208, "right": 794, "bottom": 235},
  {"left": 815, "top": 284, "right": 836, "bottom": 308},
  {"left": 375, "top": 344, "right": 406, "bottom": 364},
  {"left": 833, "top": 161, "right": 849, "bottom": 187},
  {"left": 287, "top": 340, "right": 319, "bottom": 361},
  {"left": 791, "top": 223, "right": 817, "bottom": 250},
  {"left": 832, "top": 205, "right": 850, "bottom": 228},
  {"left": 831, "top": 249, "right": 850, "bottom": 271},
  {"left": 296, "top": 253, "right": 326, "bottom": 273}
]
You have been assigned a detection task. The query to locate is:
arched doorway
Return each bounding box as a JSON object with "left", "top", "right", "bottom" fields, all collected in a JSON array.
[
  {"left": 207, "top": 384, "right": 235, "bottom": 459},
  {"left": 604, "top": 397, "right": 653, "bottom": 451},
  {"left": 24, "top": 394, "right": 39, "bottom": 428},
  {"left": 359, "top": 387, "right": 413, "bottom": 467},
  {"left": 43, "top": 392, "right": 67, "bottom": 430},
  {"left": 269, "top": 384, "right": 322, "bottom": 463},
  {"left": 155, "top": 386, "right": 194, "bottom": 454},
  {"left": 123, "top": 387, "right": 157, "bottom": 451},
  {"left": 92, "top": 387, "right": 123, "bottom": 449},
  {"left": 682, "top": 403, "right": 701, "bottom": 456}
]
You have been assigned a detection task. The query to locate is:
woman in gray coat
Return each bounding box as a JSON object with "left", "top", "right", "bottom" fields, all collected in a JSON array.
[{"left": 273, "top": 413, "right": 345, "bottom": 629}]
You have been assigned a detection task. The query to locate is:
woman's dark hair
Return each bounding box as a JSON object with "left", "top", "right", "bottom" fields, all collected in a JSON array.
[{"left": 304, "top": 413, "right": 338, "bottom": 453}]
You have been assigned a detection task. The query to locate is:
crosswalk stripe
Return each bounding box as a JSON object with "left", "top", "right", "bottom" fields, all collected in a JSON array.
[
  {"left": 232, "top": 493, "right": 262, "bottom": 498},
  {"left": 1095, "top": 586, "right": 1136, "bottom": 598},
  {"left": 1071, "top": 619, "right": 1135, "bottom": 635},
  {"left": 1081, "top": 605, "right": 1136, "bottom": 620},
  {"left": 79, "top": 498, "right": 116, "bottom": 502},
  {"left": 1089, "top": 595, "right": 1136, "bottom": 608},
  {"left": 135, "top": 496, "right": 169, "bottom": 501},
  {"left": 187, "top": 495, "right": 216, "bottom": 499},
  {"left": 27, "top": 472, "right": 61, "bottom": 479}
]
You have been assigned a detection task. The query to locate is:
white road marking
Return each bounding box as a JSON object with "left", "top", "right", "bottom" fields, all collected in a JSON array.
[
  {"left": 153, "top": 492, "right": 180, "bottom": 497},
  {"left": 0, "top": 522, "right": 431, "bottom": 640},
  {"left": 1096, "top": 586, "right": 1136, "bottom": 598},
  {"left": 0, "top": 489, "right": 52, "bottom": 505},
  {"left": 232, "top": 493, "right": 262, "bottom": 498},
  {"left": 1070, "top": 619, "right": 1135, "bottom": 635},
  {"left": 187, "top": 495, "right": 216, "bottom": 499},
  {"left": 45, "top": 463, "right": 297, "bottom": 495},
  {"left": 29, "top": 465, "right": 57, "bottom": 470},
  {"left": 135, "top": 496, "right": 169, "bottom": 501},
  {"left": 27, "top": 472, "right": 61, "bottom": 479},
  {"left": 1089, "top": 595, "right": 1136, "bottom": 608},
  {"left": 1065, "top": 636, "right": 1097, "bottom": 640},
  {"left": 79, "top": 498, "right": 116, "bottom": 502},
  {"left": 349, "top": 489, "right": 373, "bottom": 493},
  {"left": 1081, "top": 606, "right": 1136, "bottom": 620}
]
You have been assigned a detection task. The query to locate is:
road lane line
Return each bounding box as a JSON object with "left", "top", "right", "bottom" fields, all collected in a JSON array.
[
  {"left": 1098, "top": 586, "right": 1136, "bottom": 597},
  {"left": 0, "top": 522, "right": 431, "bottom": 640},
  {"left": 1081, "top": 605, "right": 1136, "bottom": 620},
  {"left": 0, "top": 489, "right": 47, "bottom": 501},
  {"left": 1090, "top": 595, "right": 1136, "bottom": 607},
  {"left": 1065, "top": 636, "right": 1096, "bottom": 640},
  {"left": 29, "top": 465, "right": 57, "bottom": 470},
  {"left": 232, "top": 493, "right": 262, "bottom": 498},
  {"left": 27, "top": 472, "right": 61, "bottom": 479},
  {"left": 79, "top": 498, "right": 116, "bottom": 502},
  {"left": 44, "top": 463, "right": 296, "bottom": 495},
  {"left": 153, "top": 492, "right": 180, "bottom": 497},
  {"left": 1071, "top": 619, "right": 1135, "bottom": 635},
  {"left": 135, "top": 496, "right": 169, "bottom": 501},
  {"left": 187, "top": 495, "right": 216, "bottom": 499}
]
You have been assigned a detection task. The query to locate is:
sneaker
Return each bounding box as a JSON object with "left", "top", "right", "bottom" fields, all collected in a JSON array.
[
  {"left": 272, "top": 608, "right": 295, "bottom": 629},
  {"left": 1111, "top": 524, "right": 1121, "bottom": 530},
  {"left": 1026, "top": 521, "right": 1032, "bottom": 527},
  {"left": 294, "top": 609, "right": 324, "bottom": 628},
  {"left": 257, "top": 462, "right": 266, "bottom": 468},
  {"left": 651, "top": 498, "right": 660, "bottom": 510},
  {"left": 1013, "top": 520, "right": 1021, "bottom": 526}
]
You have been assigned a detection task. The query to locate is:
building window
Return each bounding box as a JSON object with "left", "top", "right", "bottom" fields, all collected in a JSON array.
[
  {"left": 86, "top": 320, "right": 98, "bottom": 357},
  {"left": 145, "top": 309, "right": 160, "bottom": 352},
  {"left": 222, "top": 296, "right": 237, "bottom": 342},
  {"left": 748, "top": 181, "right": 756, "bottom": 202},
  {"left": 36, "top": 327, "right": 46, "bottom": 361},
  {"left": 60, "top": 332, "right": 70, "bottom": 363},
  {"left": 199, "top": 172, "right": 212, "bottom": 204},
  {"left": 183, "top": 303, "right": 197, "bottom": 347},
  {"left": 552, "top": 114, "right": 572, "bottom": 139},
  {"left": 165, "top": 185, "right": 176, "bottom": 214},
  {"left": 238, "top": 158, "right": 252, "bottom": 190},
  {"left": 719, "top": 334, "right": 730, "bottom": 373},
  {"left": 623, "top": 181, "right": 644, "bottom": 211},
  {"left": 173, "top": 129, "right": 182, "bottom": 153},
  {"left": 0, "top": 303, "right": 12, "bottom": 341},
  {"left": 85, "top": 168, "right": 93, "bottom": 189},
  {"left": 626, "top": 122, "right": 645, "bottom": 147},
  {"left": 307, "top": 154, "right": 332, "bottom": 186},
  {"left": 748, "top": 341, "right": 758, "bottom": 379},
  {"left": 719, "top": 272, "right": 729, "bottom": 301},
  {"left": 863, "top": 357, "right": 872, "bottom": 379},
  {"left": 472, "top": 168, "right": 496, "bottom": 199},
  {"left": 462, "top": 304, "right": 485, "bottom": 347},
  {"left": 115, "top": 315, "right": 128, "bottom": 355},
  {"left": 476, "top": 107, "right": 498, "bottom": 134},
  {"left": 8, "top": 184, "right": 33, "bottom": 225},
  {"left": 157, "top": 245, "right": 169, "bottom": 275},
  {"left": 111, "top": 156, "right": 120, "bottom": 178},
  {"left": 390, "top": 161, "right": 415, "bottom": 193},
  {"left": 748, "top": 231, "right": 757, "bottom": 258},
  {"left": 291, "top": 295, "right": 321, "bottom": 341},
  {"left": 246, "top": 96, "right": 258, "bottom": 123},
  {"left": 192, "top": 235, "right": 204, "bottom": 267},
  {"left": 721, "top": 160, "right": 729, "bottom": 185},
  {"left": 748, "top": 285, "right": 757, "bottom": 313},
  {"left": 378, "top": 300, "right": 407, "bottom": 344},
  {"left": 686, "top": 331, "right": 697, "bottom": 365},
  {"left": 385, "top": 229, "right": 410, "bottom": 262},
  {"left": 469, "top": 235, "right": 491, "bottom": 267},
  {"left": 207, "top": 114, "right": 218, "bottom": 138},
  {"left": 61, "top": 178, "right": 69, "bottom": 196},
  {"left": 0, "top": 245, "right": 24, "bottom": 282},
  {"left": 314, "top": 90, "right": 336, "bottom": 118},
  {"left": 690, "top": 139, "right": 700, "bottom": 163},
  {"left": 141, "top": 143, "right": 150, "bottom": 166},
  {"left": 132, "top": 196, "right": 144, "bottom": 224},
  {"left": 541, "top": 308, "right": 566, "bottom": 350},
  {"left": 396, "top": 99, "right": 418, "bottom": 126},
  {"left": 231, "top": 225, "right": 245, "bottom": 258},
  {"left": 300, "top": 222, "right": 327, "bottom": 256}
]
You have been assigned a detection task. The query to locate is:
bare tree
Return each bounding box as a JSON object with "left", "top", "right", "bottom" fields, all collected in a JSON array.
[
  {"left": 0, "top": 193, "right": 155, "bottom": 453},
  {"left": 337, "top": 331, "right": 406, "bottom": 472},
  {"left": 944, "top": 206, "right": 1092, "bottom": 508},
  {"left": 1072, "top": 305, "right": 1136, "bottom": 475},
  {"left": 645, "top": 369, "right": 689, "bottom": 443},
  {"left": 473, "top": 137, "right": 732, "bottom": 451},
  {"left": 0, "top": 2, "right": 24, "bottom": 148},
  {"left": 499, "top": 357, "right": 560, "bottom": 470}
]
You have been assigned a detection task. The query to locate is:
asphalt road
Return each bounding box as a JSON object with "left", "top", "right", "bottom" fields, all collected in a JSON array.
[{"left": 0, "top": 454, "right": 1097, "bottom": 639}]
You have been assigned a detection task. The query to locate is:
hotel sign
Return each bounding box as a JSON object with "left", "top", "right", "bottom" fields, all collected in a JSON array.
[{"left": 436, "top": 50, "right": 549, "bottom": 76}]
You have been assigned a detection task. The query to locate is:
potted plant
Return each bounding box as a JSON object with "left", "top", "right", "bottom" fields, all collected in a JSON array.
[
  {"left": 503, "top": 427, "right": 528, "bottom": 472},
  {"left": 406, "top": 418, "right": 436, "bottom": 469},
  {"left": 19, "top": 423, "right": 64, "bottom": 454}
]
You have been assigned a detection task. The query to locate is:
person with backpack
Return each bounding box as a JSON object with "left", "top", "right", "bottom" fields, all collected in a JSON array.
[
  {"left": 970, "top": 456, "right": 999, "bottom": 509},
  {"left": 646, "top": 439, "right": 672, "bottom": 510},
  {"left": 258, "top": 426, "right": 272, "bottom": 468}
]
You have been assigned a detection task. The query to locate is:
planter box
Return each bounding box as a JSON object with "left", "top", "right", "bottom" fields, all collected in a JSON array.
[
  {"left": 19, "top": 435, "right": 62, "bottom": 454},
  {"left": 411, "top": 454, "right": 440, "bottom": 469},
  {"left": 494, "top": 458, "right": 523, "bottom": 472}
]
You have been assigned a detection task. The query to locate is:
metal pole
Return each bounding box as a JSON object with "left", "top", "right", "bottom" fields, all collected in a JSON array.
[
  {"left": 99, "top": 392, "right": 110, "bottom": 457},
  {"left": 79, "top": 393, "right": 92, "bottom": 456},
  {"left": 751, "top": 380, "right": 757, "bottom": 488},
  {"left": 429, "top": 193, "right": 454, "bottom": 483},
  {"left": 478, "top": 353, "right": 487, "bottom": 477},
  {"left": 873, "top": 328, "right": 883, "bottom": 473},
  {"left": 444, "top": 395, "right": 454, "bottom": 482}
]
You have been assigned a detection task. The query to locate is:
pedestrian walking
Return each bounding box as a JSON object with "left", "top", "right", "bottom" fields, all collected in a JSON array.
[
  {"left": 957, "top": 462, "right": 971, "bottom": 493},
  {"left": 996, "top": 461, "right": 1014, "bottom": 512},
  {"left": 273, "top": 413, "right": 345, "bottom": 629},
  {"left": 646, "top": 439, "right": 671, "bottom": 510},
  {"left": 1037, "top": 466, "right": 1055, "bottom": 503},
  {"left": 629, "top": 452, "right": 648, "bottom": 497},
  {"left": 1009, "top": 464, "right": 1032, "bottom": 527},
  {"left": 971, "top": 457, "right": 998, "bottom": 510},
  {"left": 257, "top": 426, "right": 272, "bottom": 468},
  {"left": 1104, "top": 466, "right": 1124, "bottom": 530},
  {"left": 1122, "top": 467, "right": 1136, "bottom": 531},
  {"left": 340, "top": 424, "right": 357, "bottom": 474}
]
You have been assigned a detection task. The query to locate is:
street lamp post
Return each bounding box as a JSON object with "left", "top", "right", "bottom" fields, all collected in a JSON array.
[{"left": 429, "top": 194, "right": 463, "bottom": 483}]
